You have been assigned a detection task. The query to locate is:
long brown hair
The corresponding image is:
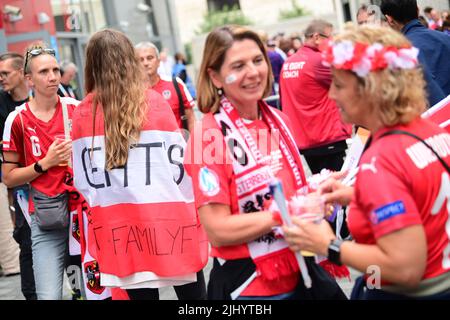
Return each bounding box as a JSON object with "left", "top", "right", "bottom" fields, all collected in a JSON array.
[
  {"left": 197, "top": 25, "right": 273, "bottom": 114},
  {"left": 84, "top": 29, "right": 146, "bottom": 170}
]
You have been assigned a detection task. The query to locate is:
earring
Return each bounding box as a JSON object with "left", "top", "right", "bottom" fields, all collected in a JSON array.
[{"left": 217, "top": 88, "right": 223, "bottom": 96}]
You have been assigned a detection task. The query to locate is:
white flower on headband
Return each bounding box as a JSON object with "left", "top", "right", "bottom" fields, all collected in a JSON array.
[
  {"left": 322, "top": 40, "right": 420, "bottom": 77},
  {"left": 331, "top": 41, "right": 355, "bottom": 65}
]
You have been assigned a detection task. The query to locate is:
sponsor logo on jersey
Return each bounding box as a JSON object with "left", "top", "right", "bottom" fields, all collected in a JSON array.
[
  {"left": 27, "top": 126, "right": 37, "bottom": 134},
  {"left": 361, "top": 156, "right": 378, "bottom": 174},
  {"left": 370, "top": 200, "right": 406, "bottom": 225},
  {"left": 163, "top": 90, "right": 172, "bottom": 100},
  {"left": 199, "top": 167, "right": 220, "bottom": 197}
]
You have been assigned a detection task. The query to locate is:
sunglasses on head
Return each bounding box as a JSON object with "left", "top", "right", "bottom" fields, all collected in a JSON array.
[{"left": 24, "top": 48, "right": 56, "bottom": 73}]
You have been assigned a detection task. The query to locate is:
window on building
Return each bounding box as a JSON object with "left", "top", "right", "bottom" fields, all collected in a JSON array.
[
  {"left": 51, "top": 0, "right": 106, "bottom": 33},
  {"left": 207, "top": 0, "right": 241, "bottom": 12}
]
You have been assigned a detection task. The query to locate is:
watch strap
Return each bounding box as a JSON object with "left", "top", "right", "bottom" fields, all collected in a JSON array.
[{"left": 328, "top": 238, "right": 344, "bottom": 266}]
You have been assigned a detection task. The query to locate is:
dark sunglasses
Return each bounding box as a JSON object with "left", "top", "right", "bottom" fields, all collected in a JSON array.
[{"left": 24, "top": 48, "right": 56, "bottom": 73}]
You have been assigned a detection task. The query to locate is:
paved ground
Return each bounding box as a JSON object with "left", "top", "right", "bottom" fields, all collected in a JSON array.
[{"left": 1, "top": 259, "right": 358, "bottom": 300}]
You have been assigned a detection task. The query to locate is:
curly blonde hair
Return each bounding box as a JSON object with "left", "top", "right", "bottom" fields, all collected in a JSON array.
[
  {"left": 334, "top": 25, "right": 427, "bottom": 126},
  {"left": 85, "top": 29, "right": 146, "bottom": 170},
  {"left": 197, "top": 25, "right": 273, "bottom": 114}
]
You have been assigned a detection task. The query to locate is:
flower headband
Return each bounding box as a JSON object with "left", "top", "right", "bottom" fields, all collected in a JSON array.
[{"left": 321, "top": 40, "right": 419, "bottom": 77}]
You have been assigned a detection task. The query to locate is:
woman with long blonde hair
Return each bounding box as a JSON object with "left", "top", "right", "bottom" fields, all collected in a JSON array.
[{"left": 71, "top": 29, "right": 207, "bottom": 300}]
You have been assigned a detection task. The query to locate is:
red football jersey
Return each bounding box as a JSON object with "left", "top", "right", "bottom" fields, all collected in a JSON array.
[
  {"left": 151, "top": 76, "right": 194, "bottom": 129},
  {"left": 2, "top": 97, "right": 78, "bottom": 196},
  {"left": 185, "top": 110, "right": 300, "bottom": 296},
  {"left": 279, "top": 45, "right": 351, "bottom": 149},
  {"left": 348, "top": 118, "right": 450, "bottom": 281}
]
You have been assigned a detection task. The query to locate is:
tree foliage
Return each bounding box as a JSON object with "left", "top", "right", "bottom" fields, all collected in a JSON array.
[
  {"left": 279, "top": 0, "right": 309, "bottom": 20},
  {"left": 196, "top": 5, "right": 253, "bottom": 35}
]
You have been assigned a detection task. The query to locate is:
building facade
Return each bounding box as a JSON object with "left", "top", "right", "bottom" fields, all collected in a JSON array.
[{"left": 0, "top": 0, "right": 108, "bottom": 97}]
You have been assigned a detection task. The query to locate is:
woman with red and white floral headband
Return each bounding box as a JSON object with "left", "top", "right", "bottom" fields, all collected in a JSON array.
[{"left": 284, "top": 25, "right": 450, "bottom": 300}]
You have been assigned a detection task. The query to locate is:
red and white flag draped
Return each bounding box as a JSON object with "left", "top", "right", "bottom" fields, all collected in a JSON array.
[
  {"left": 71, "top": 92, "right": 208, "bottom": 289},
  {"left": 422, "top": 95, "right": 450, "bottom": 132}
]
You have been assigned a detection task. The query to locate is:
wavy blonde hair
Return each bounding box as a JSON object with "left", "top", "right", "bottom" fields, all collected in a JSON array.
[
  {"left": 84, "top": 29, "right": 146, "bottom": 170},
  {"left": 197, "top": 25, "right": 273, "bottom": 114},
  {"left": 334, "top": 25, "right": 427, "bottom": 126}
]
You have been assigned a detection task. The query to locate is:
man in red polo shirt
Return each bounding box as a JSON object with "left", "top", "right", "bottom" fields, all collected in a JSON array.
[
  {"left": 135, "top": 42, "right": 195, "bottom": 133},
  {"left": 279, "top": 20, "right": 352, "bottom": 174}
]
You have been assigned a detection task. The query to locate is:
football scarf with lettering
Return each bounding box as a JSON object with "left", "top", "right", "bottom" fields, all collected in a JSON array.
[
  {"left": 214, "top": 96, "right": 307, "bottom": 280},
  {"left": 71, "top": 92, "right": 208, "bottom": 287}
]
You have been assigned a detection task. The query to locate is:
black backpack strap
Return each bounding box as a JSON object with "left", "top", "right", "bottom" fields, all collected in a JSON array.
[
  {"left": 172, "top": 77, "right": 189, "bottom": 130},
  {"left": 380, "top": 129, "right": 450, "bottom": 173}
]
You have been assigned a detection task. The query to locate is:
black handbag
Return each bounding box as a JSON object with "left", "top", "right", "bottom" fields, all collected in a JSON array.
[{"left": 31, "top": 187, "right": 69, "bottom": 230}]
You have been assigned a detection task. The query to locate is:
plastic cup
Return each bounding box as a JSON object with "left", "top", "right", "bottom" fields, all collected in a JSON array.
[
  {"left": 289, "top": 192, "right": 325, "bottom": 256},
  {"left": 54, "top": 134, "right": 70, "bottom": 166}
]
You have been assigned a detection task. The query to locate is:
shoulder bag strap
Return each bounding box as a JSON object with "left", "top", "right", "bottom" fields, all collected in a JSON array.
[
  {"left": 172, "top": 77, "right": 189, "bottom": 131},
  {"left": 380, "top": 129, "right": 450, "bottom": 173},
  {"left": 60, "top": 99, "right": 72, "bottom": 168}
]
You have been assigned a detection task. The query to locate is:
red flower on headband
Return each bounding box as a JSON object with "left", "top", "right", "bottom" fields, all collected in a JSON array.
[{"left": 321, "top": 40, "right": 419, "bottom": 77}]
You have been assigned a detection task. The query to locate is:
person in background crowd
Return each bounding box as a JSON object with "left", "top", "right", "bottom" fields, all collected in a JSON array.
[
  {"left": 2, "top": 43, "right": 78, "bottom": 300},
  {"left": 357, "top": 4, "right": 370, "bottom": 25},
  {"left": 284, "top": 25, "right": 450, "bottom": 300},
  {"left": 0, "top": 52, "right": 36, "bottom": 300},
  {"left": 136, "top": 42, "right": 195, "bottom": 133},
  {"left": 57, "top": 60, "right": 79, "bottom": 100},
  {"left": 381, "top": 0, "right": 450, "bottom": 107},
  {"left": 279, "top": 19, "right": 352, "bottom": 175},
  {"left": 279, "top": 37, "right": 294, "bottom": 58},
  {"left": 157, "top": 47, "right": 175, "bottom": 79},
  {"left": 173, "top": 52, "right": 197, "bottom": 100},
  {"left": 272, "top": 33, "right": 288, "bottom": 61},
  {"left": 417, "top": 15, "right": 429, "bottom": 27},
  {"left": 259, "top": 31, "right": 284, "bottom": 97},
  {"left": 290, "top": 34, "right": 303, "bottom": 54},
  {"left": 185, "top": 25, "right": 346, "bottom": 300},
  {"left": 423, "top": 6, "right": 434, "bottom": 26},
  {"left": 72, "top": 29, "right": 207, "bottom": 300},
  {"left": 441, "top": 17, "right": 450, "bottom": 35},
  {"left": 429, "top": 8, "right": 443, "bottom": 30}
]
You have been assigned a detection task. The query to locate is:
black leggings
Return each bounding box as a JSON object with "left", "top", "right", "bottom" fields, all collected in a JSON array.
[{"left": 126, "top": 270, "right": 206, "bottom": 300}]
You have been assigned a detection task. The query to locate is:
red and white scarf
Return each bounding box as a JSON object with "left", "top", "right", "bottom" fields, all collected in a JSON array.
[{"left": 214, "top": 96, "right": 308, "bottom": 280}]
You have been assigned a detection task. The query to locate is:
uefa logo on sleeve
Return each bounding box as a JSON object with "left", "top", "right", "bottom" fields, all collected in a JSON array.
[
  {"left": 163, "top": 90, "right": 172, "bottom": 100},
  {"left": 199, "top": 167, "right": 220, "bottom": 196}
]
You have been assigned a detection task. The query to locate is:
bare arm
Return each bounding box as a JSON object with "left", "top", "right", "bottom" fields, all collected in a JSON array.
[
  {"left": 284, "top": 218, "right": 427, "bottom": 287},
  {"left": 198, "top": 203, "right": 279, "bottom": 247},
  {"left": 2, "top": 140, "right": 72, "bottom": 188}
]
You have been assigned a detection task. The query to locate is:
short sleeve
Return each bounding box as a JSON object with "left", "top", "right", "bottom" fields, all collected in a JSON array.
[
  {"left": 2, "top": 111, "right": 22, "bottom": 155},
  {"left": 177, "top": 78, "right": 195, "bottom": 110},
  {"left": 184, "top": 115, "right": 233, "bottom": 209},
  {"left": 355, "top": 154, "right": 422, "bottom": 239}
]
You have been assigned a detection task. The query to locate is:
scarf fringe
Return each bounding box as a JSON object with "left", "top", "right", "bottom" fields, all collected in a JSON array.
[
  {"left": 319, "top": 259, "right": 350, "bottom": 280},
  {"left": 253, "top": 249, "right": 299, "bottom": 280}
]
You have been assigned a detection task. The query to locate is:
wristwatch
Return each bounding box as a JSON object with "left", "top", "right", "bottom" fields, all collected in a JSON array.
[
  {"left": 328, "top": 239, "right": 344, "bottom": 266},
  {"left": 34, "top": 161, "right": 47, "bottom": 174}
]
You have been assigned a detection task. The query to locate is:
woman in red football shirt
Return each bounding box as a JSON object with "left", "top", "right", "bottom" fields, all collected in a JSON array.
[
  {"left": 284, "top": 25, "right": 450, "bottom": 299},
  {"left": 185, "top": 25, "right": 346, "bottom": 300}
]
